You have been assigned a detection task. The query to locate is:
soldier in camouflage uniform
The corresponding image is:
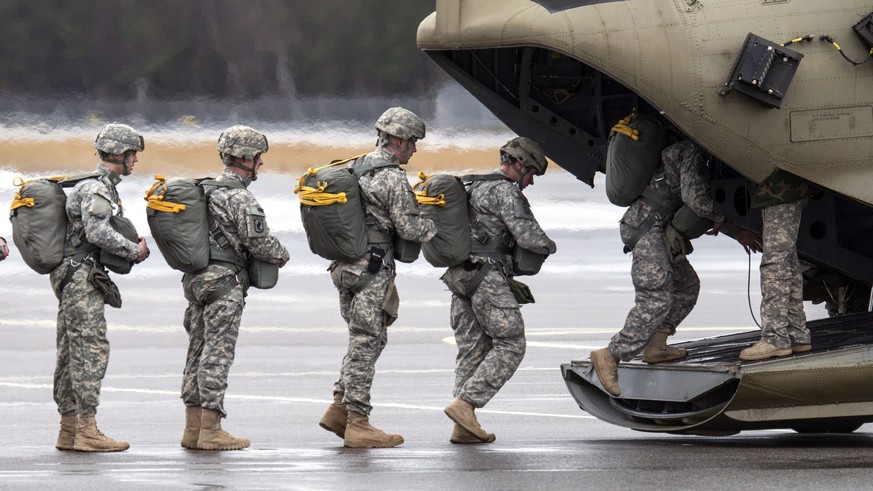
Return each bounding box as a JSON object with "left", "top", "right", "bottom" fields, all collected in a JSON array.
[
  {"left": 51, "top": 123, "right": 150, "bottom": 452},
  {"left": 739, "top": 169, "right": 813, "bottom": 361},
  {"left": 441, "top": 137, "right": 556, "bottom": 444},
  {"left": 318, "top": 107, "right": 437, "bottom": 448},
  {"left": 591, "top": 140, "right": 761, "bottom": 397},
  {"left": 180, "top": 125, "right": 289, "bottom": 451}
]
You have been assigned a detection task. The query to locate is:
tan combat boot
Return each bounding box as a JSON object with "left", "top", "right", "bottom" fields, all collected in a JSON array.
[
  {"left": 319, "top": 393, "right": 347, "bottom": 439},
  {"left": 739, "top": 340, "right": 792, "bottom": 361},
  {"left": 642, "top": 329, "right": 688, "bottom": 364},
  {"left": 197, "top": 408, "right": 250, "bottom": 450},
  {"left": 55, "top": 411, "right": 77, "bottom": 451},
  {"left": 181, "top": 406, "right": 201, "bottom": 449},
  {"left": 590, "top": 348, "right": 621, "bottom": 397},
  {"left": 72, "top": 414, "right": 129, "bottom": 452},
  {"left": 450, "top": 423, "right": 495, "bottom": 444},
  {"left": 343, "top": 411, "right": 404, "bottom": 448},
  {"left": 444, "top": 398, "right": 496, "bottom": 443}
]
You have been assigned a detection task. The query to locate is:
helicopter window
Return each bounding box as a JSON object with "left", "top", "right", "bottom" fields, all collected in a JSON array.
[{"left": 533, "top": 0, "right": 624, "bottom": 14}]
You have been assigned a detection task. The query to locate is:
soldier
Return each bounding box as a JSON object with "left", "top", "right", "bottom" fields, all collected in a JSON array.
[
  {"left": 52, "top": 123, "right": 150, "bottom": 452},
  {"left": 318, "top": 107, "right": 437, "bottom": 448},
  {"left": 739, "top": 169, "right": 813, "bottom": 360},
  {"left": 0, "top": 236, "right": 8, "bottom": 261},
  {"left": 440, "top": 136, "right": 556, "bottom": 444},
  {"left": 180, "top": 125, "right": 289, "bottom": 451},
  {"left": 590, "top": 139, "right": 760, "bottom": 397}
]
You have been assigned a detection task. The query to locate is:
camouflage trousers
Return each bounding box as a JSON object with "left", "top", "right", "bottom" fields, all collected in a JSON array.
[
  {"left": 609, "top": 225, "right": 700, "bottom": 362},
  {"left": 760, "top": 201, "right": 808, "bottom": 348},
  {"left": 50, "top": 260, "right": 110, "bottom": 415},
  {"left": 330, "top": 258, "right": 399, "bottom": 416},
  {"left": 442, "top": 265, "right": 526, "bottom": 408},
  {"left": 181, "top": 264, "right": 246, "bottom": 417}
]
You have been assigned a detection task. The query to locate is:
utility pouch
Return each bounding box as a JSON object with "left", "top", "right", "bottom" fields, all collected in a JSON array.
[
  {"left": 247, "top": 257, "right": 279, "bottom": 289},
  {"left": 88, "top": 266, "right": 122, "bottom": 308},
  {"left": 670, "top": 205, "right": 712, "bottom": 240},
  {"left": 511, "top": 246, "right": 546, "bottom": 276},
  {"left": 393, "top": 236, "right": 421, "bottom": 264},
  {"left": 100, "top": 215, "right": 138, "bottom": 275},
  {"left": 507, "top": 277, "right": 535, "bottom": 305},
  {"left": 664, "top": 223, "right": 693, "bottom": 263},
  {"left": 367, "top": 247, "right": 385, "bottom": 274}
]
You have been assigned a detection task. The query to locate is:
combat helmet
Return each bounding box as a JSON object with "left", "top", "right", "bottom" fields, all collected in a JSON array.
[
  {"left": 374, "top": 107, "right": 426, "bottom": 140},
  {"left": 216, "top": 125, "right": 269, "bottom": 160},
  {"left": 500, "top": 136, "right": 547, "bottom": 176},
  {"left": 94, "top": 123, "right": 144, "bottom": 155}
]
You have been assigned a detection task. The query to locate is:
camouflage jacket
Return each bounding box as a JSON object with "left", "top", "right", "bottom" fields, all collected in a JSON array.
[
  {"left": 207, "top": 168, "right": 289, "bottom": 264},
  {"left": 65, "top": 163, "right": 139, "bottom": 261},
  {"left": 352, "top": 147, "right": 437, "bottom": 246},
  {"left": 751, "top": 168, "right": 813, "bottom": 209},
  {"left": 468, "top": 169, "right": 557, "bottom": 270},
  {"left": 621, "top": 140, "right": 733, "bottom": 242}
]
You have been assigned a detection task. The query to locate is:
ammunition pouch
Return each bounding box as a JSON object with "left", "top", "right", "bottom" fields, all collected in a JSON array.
[
  {"left": 511, "top": 246, "right": 546, "bottom": 276},
  {"left": 88, "top": 266, "right": 122, "bottom": 308},
  {"left": 100, "top": 215, "right": 139, "bottom": 275},
  {"left": 670, "top": 205, "right": 712, "bottom": 240},
  {"left": 665, "top": 222, "right": 693, "bottom": 263},
  {"left": 507, "top": 277, "right": 535, "bottom": 305}
]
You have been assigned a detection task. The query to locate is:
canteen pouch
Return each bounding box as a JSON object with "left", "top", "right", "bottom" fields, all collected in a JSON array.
[
  {"left": 507, "top": 277, "right": 535, "bottom": 304},
  {"left": 88, "top": 267, "right": 122, "bottom": 308},
  {"left": 247, "top": 257, "right": 279, "bottom": 289},
  {"left": 511, "top": 246, "right": 546, "bottom": 276},
  {"left": 100, "top": 215, "right": 139, "bottom": 275}
]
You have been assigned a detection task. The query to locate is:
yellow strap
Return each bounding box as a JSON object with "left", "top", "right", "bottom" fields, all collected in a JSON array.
[
  {"left": 412, "top": 172, "right": 447, "bottom": 206},
  {"left": 293, "top": 154, "right": 366, "bottom": 196},
  {"left": 142, "top": 174, "right": 188, "bottom": 213},
  {"left": 10, "top": 175, "right": 69, "bottom": 212},
  {"left": 611, "top": 108, "right": 641, "bottom": 140}
]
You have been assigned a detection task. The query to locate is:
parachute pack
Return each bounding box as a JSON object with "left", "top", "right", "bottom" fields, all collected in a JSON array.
[
  {"left": 295, "top": 155, "right": 421, "bottom": 264},
  {"left": 605, "top": 111, "right": 668, "bottom": 207},
  {"left": 413, "top": 173, "right": 471, "bottom": 268},
  {"left": 414, "top": 172, "right": 547, "bottom": 275},
  {"left": 144, "top": 175, "right": 279, "bottom": 288},
  {"left": 9, "top": 173, "right": 120, "bottom": 274}
]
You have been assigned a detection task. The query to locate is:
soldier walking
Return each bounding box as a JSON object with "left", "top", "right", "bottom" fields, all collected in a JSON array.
[
  {"left": 440, "top": 137, "right": 556, "bottom": 443},
  {"left": 318, "top": 107, "right": 437, "bottom": 448},
  {"left": 52, "top": 123, "right": 150, "bottom": 452},
  {"left": 180, "top": 126, "right": 289, "bottom": 450}
]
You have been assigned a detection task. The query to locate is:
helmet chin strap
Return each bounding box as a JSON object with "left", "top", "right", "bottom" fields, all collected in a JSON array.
[
  {"left": 226, "top": 156, "right": 258, "bottom": 181},
  {"left": 384, "top": 137, "right": 413, "bottom": 164}
]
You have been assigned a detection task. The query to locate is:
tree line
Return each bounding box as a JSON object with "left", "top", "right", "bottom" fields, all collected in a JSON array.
[{"left": 0, "top": 1, "right": 445, "bottom": 100}]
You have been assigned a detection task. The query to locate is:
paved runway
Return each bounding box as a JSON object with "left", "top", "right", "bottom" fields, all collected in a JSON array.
[{"left": 2, "top": 322, "right": 872, "bottom": 490}]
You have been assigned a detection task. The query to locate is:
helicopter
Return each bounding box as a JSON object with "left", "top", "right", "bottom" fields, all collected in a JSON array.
[{"left": 417, "top": 0, "right": 873, "bottom": 435}]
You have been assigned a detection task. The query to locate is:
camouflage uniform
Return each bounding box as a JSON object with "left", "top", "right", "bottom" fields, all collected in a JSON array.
[
  {"left": 752, "top": 169, "right": 811, "bottom": 349},
  {"left": 181, "top": 168, "right": 289, "bottom": 416},
  {"left": 329, "top": 146, "right": 437, "bottom": 416},
  {"left": 609, "top": 141, "right": 731, "bottom": 361},
  {"left": 441, "top": 169, "right": 556, "bottom": 408},
  {"left": 50, "top": 164, "right": 139, "bottom": 416}
]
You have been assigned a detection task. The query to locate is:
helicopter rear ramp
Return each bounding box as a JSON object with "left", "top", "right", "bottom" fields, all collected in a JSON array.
[{"left": 561, "top": 312, "right": 873, "bottom": 435}]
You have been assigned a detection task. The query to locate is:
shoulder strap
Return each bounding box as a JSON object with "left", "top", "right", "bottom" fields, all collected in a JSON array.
[
  {"left": 352, "top": 155, "right": 398, "bottom": 178},
  {"left": 461, "top": 173, "right": 511, "bottom": 184},
  {"left": 58, "top": 172, "right": 102, "bottom": 188}
]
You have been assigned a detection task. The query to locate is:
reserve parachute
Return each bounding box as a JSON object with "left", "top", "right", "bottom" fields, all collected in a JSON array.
[
  {"left": 10, "top": 173, "right": 100, "bottom": 274},
  {"left": 413, "top": 172, "right": 470, "bottom": 267},
  {"left": 605, "top": 111, "right": 668, "bottom": 207}
]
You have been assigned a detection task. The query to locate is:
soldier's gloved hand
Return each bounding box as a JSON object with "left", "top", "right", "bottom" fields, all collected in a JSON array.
[
  {"left": 0, "top": 236, "right": 8, "bottom": 261},
  {"left": 735, "top": 228, "right": 763, "bottom": 255},
  {"left": 705, "top": 221, "right": 724, "bottom": 236}
]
